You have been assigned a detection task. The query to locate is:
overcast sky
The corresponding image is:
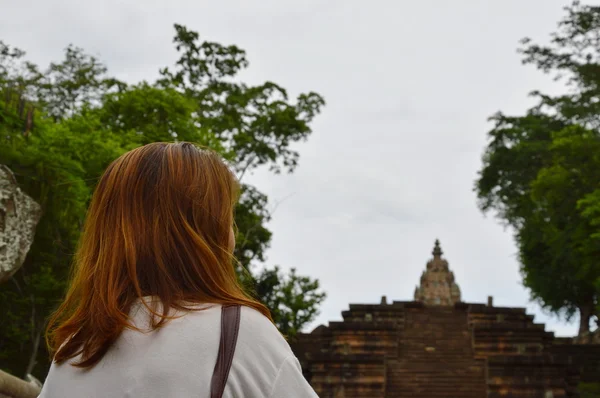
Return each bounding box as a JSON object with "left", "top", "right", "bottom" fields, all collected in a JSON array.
[{"left": 1, "top": 0, "right": 586, "bottom": 336}]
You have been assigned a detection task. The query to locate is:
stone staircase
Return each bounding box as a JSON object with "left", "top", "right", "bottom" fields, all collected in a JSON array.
[
  {"left": 485, "top": 355, "right": 579, "bottom": 398},
  {"left": 550, "top": 342, "right": 600, "bottom": 385},
  {"left": 386, "top": 306, "right": 487, "bottom": 397},
  {"left": 292, "top": 300, "right": 600, "bottom": 397},
  {"left": 468, "top": 304, "right": 579, "bottom": 397},
  {"left": 302, "top": 303, "right": 403, "bottom": 397}
]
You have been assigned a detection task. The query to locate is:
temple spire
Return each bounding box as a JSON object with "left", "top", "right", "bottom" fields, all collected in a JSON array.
[
  {"left": 432, "top": 239, "right": 443, "bottom": 258},
  {"left": 414, "top": 239, "right": 461, "bottom": 306}
]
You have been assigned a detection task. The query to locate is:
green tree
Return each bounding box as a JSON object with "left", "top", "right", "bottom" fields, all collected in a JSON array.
[
  {"left": 233, "top": 185, "right": 272, "bottom": 277},
  {"left": 579, "top": 189, "right": 600, "bottom": 241},
  {"left": 0, "top": 95, "right": 124, "bottom": 378},
  {"left": 0, "top": 24, "right": 326, "bottom": 379},
  {"left": 256, "top": 267, "right": 326, "bottom": 338},
  {"left": 97, "top": 83, "right": 221, "bottom": 149},
  {"left": 524, "top": 126, "right": 600, "bottom": 335},
  {"left": 157, "top": 24, "right": 325, "bottom": 175},
  {"left": 35, "top": 45, "right": 120, "bottom": 120},
  {"left": 476, "top": 1, "right": 600, "bottom": 336}
]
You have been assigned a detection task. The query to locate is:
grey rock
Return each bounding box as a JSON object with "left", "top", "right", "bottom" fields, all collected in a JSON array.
[{"left": 0, "top": 165, "right": 42, "bottom": 284}]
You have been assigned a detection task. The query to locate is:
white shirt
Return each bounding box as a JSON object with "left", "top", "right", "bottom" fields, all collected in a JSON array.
[{"left": 38, "top": 300, "right": 318, "bottom": 398}]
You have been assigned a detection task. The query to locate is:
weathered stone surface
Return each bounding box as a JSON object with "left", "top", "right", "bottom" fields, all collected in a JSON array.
[
  {"left": 413, "top": 240, "right": 461, "bottom": 306},
  {"left": 0, "top": 165, "right": 41, "bottom": 284},
  {"left": 0, "top": 369, "right": 41, "bottom": 398},
  {"left": 572, "top": 329, "right": 600, "bottom": 345},
  {"left": 292, "top": 241, "right": 600, "bottom": 398}
]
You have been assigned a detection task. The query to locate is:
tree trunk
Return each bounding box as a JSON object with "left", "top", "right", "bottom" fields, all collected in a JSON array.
[
  {"left": 23, "top": 293, "right": 42, "bottom": 379},
  {"left": 24, "top": 323, "right": 43, "bottom": 379},
  {"left": 578, "top": 302, "right": 593, "bottom": 341}
]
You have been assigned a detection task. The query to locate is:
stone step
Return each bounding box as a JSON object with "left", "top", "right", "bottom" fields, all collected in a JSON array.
[
  {"left": 400, "top": 350, "right": 476, "bottom": 355},
  {"left": 391, "top": 389, "right": 487, "bottom": 393},
  {"left": 390, "top": 365, "right": 484, "bottom": 371},
  {"left": 388, "top": 388, "right": 487, "bottom": 397}
]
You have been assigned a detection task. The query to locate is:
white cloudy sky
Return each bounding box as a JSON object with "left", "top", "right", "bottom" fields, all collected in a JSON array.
[{"left": 1, "top": 0, "right": 586, "bottom": 336}]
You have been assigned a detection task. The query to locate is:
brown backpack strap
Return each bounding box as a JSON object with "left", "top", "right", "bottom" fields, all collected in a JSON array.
[{"left": 210, "top": 305, "right": 241, "bottom": 398}]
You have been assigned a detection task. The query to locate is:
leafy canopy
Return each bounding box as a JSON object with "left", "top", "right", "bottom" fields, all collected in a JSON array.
[
  {"left": 0, "top": 24, "right": 326, "bottom": 379},
  {"left": 476, "top": 1, "right": 600, "bottom": 336}
]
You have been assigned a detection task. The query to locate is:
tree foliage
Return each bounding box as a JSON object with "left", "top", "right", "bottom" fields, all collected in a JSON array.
[
  {"left": 0, "top": 97, "right": 121, "bottom": 378},
  {"left": 255, "top": 267, "right": 326, "bottom": 338},
  {"left": 158, "top": 24, "right": 325, "bottom": 175},
  {"left": 476, "top": 1, "right": 600, "bottom": 336},
  {"left": 0, "top": 25, "right": 325, "bottom": 379}
]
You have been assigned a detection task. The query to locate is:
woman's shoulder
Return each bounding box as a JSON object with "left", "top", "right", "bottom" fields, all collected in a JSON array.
[
  {"left": 238, "top": 305, "right": 278, "bottom": 333},
  {"left": 158, "top": 303, "right": 293, "bottom": 363},
  {"left": 237, "top": 306, "right": 292, "bottom": 357},
  {"left": 181, "top": 304, "right": 294, "bottom": 373},
  {"left": 179, "top": 304, "right": 289, "bottom": 351},
  {"left": 234, "top": 307, "right": 318, "bottom": 397}
]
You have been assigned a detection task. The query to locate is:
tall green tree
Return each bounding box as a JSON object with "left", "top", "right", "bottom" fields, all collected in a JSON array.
[
  {"left": 523, "top": 126, "right": 600, "bottom": 334},
  {"left": 0, "top": 94, "right": 123, "bottom": 378},
  {"left": 476, "top": 1, "right": 600, "bottom": 336},
  {"left": 157, "top": 24, "right": 325, "bottom": 175},
  {"left": 0, "top": 24, "right": 326, "bottom": 379}
]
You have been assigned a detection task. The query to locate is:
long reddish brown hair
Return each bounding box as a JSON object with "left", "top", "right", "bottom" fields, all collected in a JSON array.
[{"left": 46, "top": 142, "right": 271, "bottom": 368}]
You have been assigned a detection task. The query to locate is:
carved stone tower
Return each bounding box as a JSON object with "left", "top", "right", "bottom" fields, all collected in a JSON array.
[{"left": 413, "top": 240, "right": 461, "bottom": 305}]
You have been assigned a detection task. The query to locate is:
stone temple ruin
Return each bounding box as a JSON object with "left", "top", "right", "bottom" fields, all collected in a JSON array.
[{"left": 291, "top": 241, "right": 600, "bottom": 398}]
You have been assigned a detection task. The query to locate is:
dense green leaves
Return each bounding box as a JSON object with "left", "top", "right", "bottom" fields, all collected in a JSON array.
[
  {"left": 522, "top": 127, "right": 600, "bottom": 327},
  {"left": 519, "top": 1, "right": 600, "bottom": 128},
  {"left": 234, "top": 185, "right": 273, "bottom": 270},
  {"left": 476, "top": 112, "right": 565, "bottom": 226},
  {"left": 0, "top": 24, "right": 325, "bottom": 379},
  {"left": 159, "top": 24, "right": 325, "bottom": 174},
  {"left": 579, "top": 189, "right": 600, "bottom": 240},
  {"left": 0, "top": 103, "right": 121, "bottom": 378},
  {"left": 98, "top": 83, "right": 222, "bottom": 149},
  {"left": 476, "top": 1, "right": 600, "bottom": 336},
  {"left": 255, "top": 267, "right": 326, "bottom": 338}
]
